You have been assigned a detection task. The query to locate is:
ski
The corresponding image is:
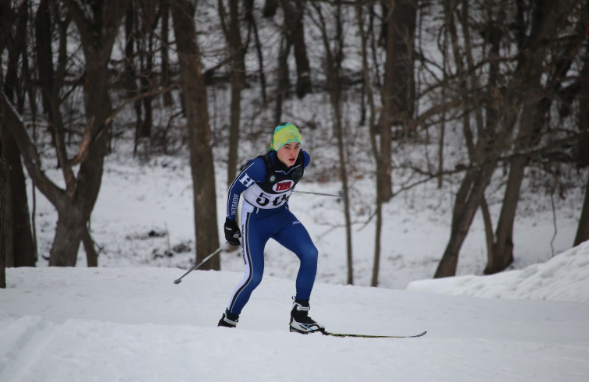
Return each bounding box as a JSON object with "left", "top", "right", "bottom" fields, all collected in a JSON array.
[{"left": 320, "top": 330, "right": 427, "bottom": 339}]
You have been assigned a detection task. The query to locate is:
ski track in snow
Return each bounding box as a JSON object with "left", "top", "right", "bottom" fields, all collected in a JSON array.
[
  {"left": 1, "top": 267, "right": 589, "bottom": 382},
  {"left": 0, "top": 315, "right": 57, "bottom": 382},
  {"left": 0, "top": 314, "right": 587, "bottom": 382}
]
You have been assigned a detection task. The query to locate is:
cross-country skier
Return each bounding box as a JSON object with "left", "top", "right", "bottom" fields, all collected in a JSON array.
[{"left": 218, "top": 123, "right": 324, "bottom": 334}]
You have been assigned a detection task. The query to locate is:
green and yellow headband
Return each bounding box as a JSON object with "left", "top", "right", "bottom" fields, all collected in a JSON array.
[{"left": 268, "top": 123, "right": 302, "bottom": 152}]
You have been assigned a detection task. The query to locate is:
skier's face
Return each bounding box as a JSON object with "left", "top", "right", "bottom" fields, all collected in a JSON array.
[{"left": 277, "top": 143, "right": 301, "bottom": 167}]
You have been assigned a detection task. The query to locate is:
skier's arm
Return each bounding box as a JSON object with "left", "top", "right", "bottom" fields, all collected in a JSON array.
[{"left": 225, "top": 158, "right": 266, "bottom": 221}]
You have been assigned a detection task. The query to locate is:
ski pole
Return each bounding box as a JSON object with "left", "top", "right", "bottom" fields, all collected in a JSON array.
[
  {"left": 293, "top": 190, "right": 344, "bottom": 198},
  {"left": 174, "top": 241, "right": 229, "bottom": 285}
]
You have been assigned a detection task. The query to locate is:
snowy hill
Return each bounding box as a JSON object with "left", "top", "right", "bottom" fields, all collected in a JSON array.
[
  {"left": 2, "top": 266, "right": 589, "bottom": 382},
  {"left": 407, "top": 240, "right": 589, "bottom": 302}
]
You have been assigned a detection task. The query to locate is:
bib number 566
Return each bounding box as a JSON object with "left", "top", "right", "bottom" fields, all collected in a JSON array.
[{"left": 256, "top": 193, "right": 289, "bottom": 207}]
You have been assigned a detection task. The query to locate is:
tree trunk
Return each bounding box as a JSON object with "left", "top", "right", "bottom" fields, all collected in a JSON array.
[
  {"left": 5, "top": 136, "right": 36, "bottom": 267},
  {"left": 480, "top": 196, "right": 495, "bottom": 269},
  {"left": 282, "top": 1, "right": 311, "bottom": 99},
  {"left": 245, "top": 0, "right": 267, "bottom": 103},
  {"left": 172, "top": 0, "right": 221, "bottom": 270},
  {"left": 0, "top": 0, "right": 11, "bottom": 55},
  {"left": 0, "top": 115, "right": 5, "bottom": 288},
  {"left": 435, "top": 165, "right": 496, "bottom": 278},
  {"left": 378, "top": 1, "right": 394, "bottom": 202},
  {"left": 82, "top": 224, "right": 98, "bottom": 267},
  {"left": 138, "top": 0, "right": 158, "bottom": 142},
  {"left": 575, "top": 40, "right": 589, "bottom": 246},
  {"left": 355, "top": 4, "right": 382, "bottom": 287},
  {"left": 378, "top": 0, "right": 417, "bottom": 202},
  {"left": 486, "top": 160, "right": 525, "bottom": 274},
  {"left": 274, "top": 34, "right": 291, "bottom": 126},
  {"left": 160, "top": 0, "right": 174, "bottom": 107},
  {"left": 1, "top": 129, "right": 14, "bottom": 268},
  {"left": 227, "top": 0, "right": 244, "bottom": 186},
  {"left": 575, "top": 170, "right": 589, "bottom": 246},
  {"left": 49, "top": 205, "right": 84, "bottom": 266},
  {"left": 0, "top": 4, "right": 6, "bottom": 281},
  {"left": 578, "top": 34, "right": 589, "bottom": 168},
  {"left": 125, "top": 2, "right": 143, "bottom": 155},
  {"left": 334, "top": 95, "right": 354, "bottom": 285},
  {"left": 313, "top": 3, "right": 353, "bottom": 284},
  {"left": 3, "top": 0, "right": 36, "bottom": 267},
  {"left": 35, "top": 0, "right": 54, "bottom": 117},
  {"left": 438, "top": 26, "right": 448, "bottom": 189}
]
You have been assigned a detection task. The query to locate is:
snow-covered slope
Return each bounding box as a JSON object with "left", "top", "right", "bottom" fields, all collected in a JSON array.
[
  {"left": 2, "top": 267, "right": 589, "bottom": 382},
  {"left": 407, "top": 241, "right": 589, "bottom": 302}
]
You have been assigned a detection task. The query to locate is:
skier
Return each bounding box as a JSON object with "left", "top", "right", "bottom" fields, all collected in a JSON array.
[{"left": 218, "top": 122, "right": 324, "bottom": 334}]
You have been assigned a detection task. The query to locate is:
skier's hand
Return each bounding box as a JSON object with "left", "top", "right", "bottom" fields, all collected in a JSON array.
[{"left": 224, "top": 218, "right": 241, "bottom": 246}]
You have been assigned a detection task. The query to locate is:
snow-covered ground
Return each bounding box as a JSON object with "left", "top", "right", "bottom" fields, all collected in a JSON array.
[
  {"left": 2, "top": 262, "right": 589, "bottom": 382},
  {"left": 408, "top": 241, "right": 589, "bottom": 302}
]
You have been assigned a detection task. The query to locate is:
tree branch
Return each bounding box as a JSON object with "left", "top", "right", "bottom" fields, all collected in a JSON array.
[
  {"left": 67, "top": 83, "right": 180, "bottom": 167},
  {"left": 0, "top": 90, "right": 64, "bottom": 207}
]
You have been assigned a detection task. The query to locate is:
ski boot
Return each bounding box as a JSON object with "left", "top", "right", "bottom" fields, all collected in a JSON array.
[
  {"left": 289, "top": 299, "right": 325, "bottom": 334},
  {"left": 218, "top": 310, "right": 239, "bottom": 328}
]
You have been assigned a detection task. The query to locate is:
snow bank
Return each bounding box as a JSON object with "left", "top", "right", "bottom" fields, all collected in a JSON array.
[{"left": 407, "top": 241, "right": 589, "bottom": 302}]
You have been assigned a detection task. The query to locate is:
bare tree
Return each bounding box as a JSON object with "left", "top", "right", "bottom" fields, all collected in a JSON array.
[
  {"left": 310, "top": 2, "right": 354, "bottom": 285},
  {"left": 0, "top": 0, "right": 7, "bottom": 284},
  {"left": 245, "top": 0, "right": 267, "bottom": 103},
  {"left": 486, "top": 0, "right": 585, "bottom": 274},
  {"left": 281, "top": 0, "right": 311, "bottom": 99},
  {"left": 273, "top": 26, "right": 292, "bottom": 125},
  {"left": 137, "top": 0, "right": 160, "bottom": 144},
  {"left": 356, "top": 3, "right": 383, "bottom": 287},
  {"left": 378, "top": 0, "right": 417, "bottom": 202},
  {"left": 574, "top": 35, "right": 589, "bottom": 247},
  {"left": 171, "top": 0, "right": 221, "bottom": 270},
  {"left": 221, "top": 0, "right": 246, "bottom": 186},
  {"left": 123, "top": 1, "right": 144, "bottom": 155},
  {"left": 271, "top": 0, "right": 312, "bottom": 124},
  {"left": 435, "top": 0, "right": 576, "bottom": 277},
  {"left": 160, "top": 0, "right": 174, "bottom": 107},
  {"left": 35, "top": 0, "right": 53, "bottom": 121},
  {"left": 0, "top": 99, "right": 5, "bottom": 288},
  {"left": 4, "top": 0, "right": 130, "bottom": 266}
]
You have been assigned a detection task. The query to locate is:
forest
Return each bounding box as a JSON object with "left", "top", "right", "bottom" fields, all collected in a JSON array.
[{"left": 1, "top": 0, "right": 588, "bottom": 289}]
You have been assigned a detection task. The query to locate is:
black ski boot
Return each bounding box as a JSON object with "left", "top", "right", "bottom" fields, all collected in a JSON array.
[
  {"left": 289, "top": 299, "right": 325, "bottom": 334},
  {"left": 218, "top": 310, "right": 239, "bottom": 328}
]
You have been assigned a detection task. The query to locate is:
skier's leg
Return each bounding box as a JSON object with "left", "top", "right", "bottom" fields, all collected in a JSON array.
[
  {"left": 225, "top": 213, "right": 270, "bottom": 316},
  {"left": 272, "top": 213, "right": 318, "bottom": 301},
  {"left": 272, "top": 212, "right": 324, "bottom": 333}
]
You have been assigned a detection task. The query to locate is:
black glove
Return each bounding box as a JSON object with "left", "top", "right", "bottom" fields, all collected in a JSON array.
[{"left": 224, "top": 218, "right": 241, "bottom": 246}]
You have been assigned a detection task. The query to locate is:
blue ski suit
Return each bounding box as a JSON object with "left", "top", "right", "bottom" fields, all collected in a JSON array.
[{"left": 225, "top": 149, "right": 318, "bottom": 316}]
